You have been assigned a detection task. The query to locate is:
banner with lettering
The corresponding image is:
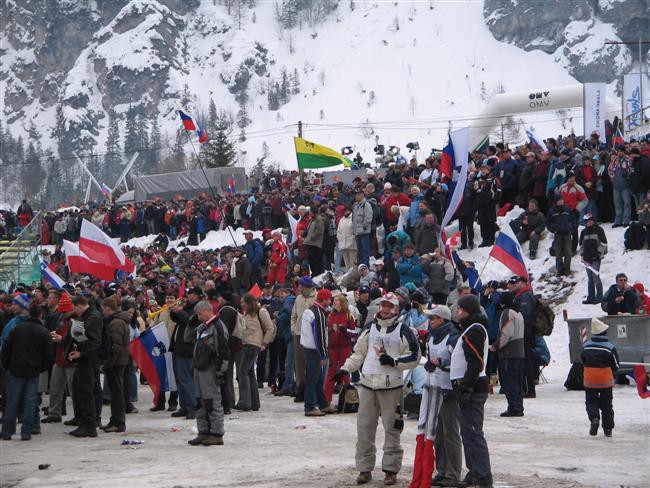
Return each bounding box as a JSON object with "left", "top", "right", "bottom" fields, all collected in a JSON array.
[{"left": 583, "top": 83, "right": 606, "bottom": 138}]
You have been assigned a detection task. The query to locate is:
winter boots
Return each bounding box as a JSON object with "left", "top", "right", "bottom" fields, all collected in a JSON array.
[
  {"left": 589, "top": 418, "right": 599, "bottom": 436},
  {"left": 407, "top": 435, "right": 436, "bottom": 488},
  {"left": 356, "top": 472, "right": 372, "bottom": 484}
]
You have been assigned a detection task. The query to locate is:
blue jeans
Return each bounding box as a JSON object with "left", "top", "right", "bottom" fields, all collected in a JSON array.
[
  {"left": 169, "top": 225, "right": 178, "bottom": 240},
  {"left": 236, "top": 345, "right": 260, "bottom": 410},
  {"left": 1, "top": 373, "right": 39, "bottom": 438},
  {"left": 302, "top": 347, "right": 328, "bottom": 412},
  {"left": 613, "top": 186, "right": 632, "bottom": 224},
  {"left": 334, "top": 245, "right": 343, "bottom": 273},
  {"left": 586, "top": 266, "right": 603, "bottom": 301},
  {"left": 356, "top": 234, "right": 371, "bottom": 266},
  {"left": 173, "top": 355, "right": 196, "bottom": 414},
  {"left": 282, "top": 336, "right": 296, "bottom": 393}
]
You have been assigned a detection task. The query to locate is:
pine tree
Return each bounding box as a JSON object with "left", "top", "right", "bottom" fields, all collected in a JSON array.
[
  {"left": 268, "top": 83, "right": 280, "bottom": 110},
  {"left": 173, "top": 127, "right": 186, "bottom": 169},
  {"left": 280, "top": 68, "right": 290, "bottom": 104},
  {"left": 208, "top": 99, "right": 219, "bottom": 134},
  {"left": 202, "top": 111, "right": 236, "bottom": 168},
  {"left": 291, "top": 68, "right": 301, "bottom": 94},
  {"left": 180, "top": 84, "right": 193, "bottom": 112},
  {"left": 51, "top": 104, "right": 67, "bottom": 157},
  {"left": 104, "top": 112, "right": 122, "bottom": 183},
  {"left": 367, "top": 90, "right": 376, "bottom": 107},
  {"left": 239, "top": 128, "right": 247, "bottom": 142},
  {"left": 148, "top": 115, "right": 162, "bottom": 175},
  {"left": 123, "top": 106, "right": 140, "bottom": 154},
  {"left": 319, "top": 109, "right": 325, "bottom": 120},
  {"left": 237, "top": 100, "right": 251, "bottom": 128},
  {"left": 136, "top": 113, "right": 150, "bottom": 174},
  {"left": 318, "top": 70, "right": 326, "bottom": 86},
  {"left": 44, "top": 150, "right": 63, "bottom": 207},
  {"left": 24, "top": 141, "right": 44, "bottom": 198}
]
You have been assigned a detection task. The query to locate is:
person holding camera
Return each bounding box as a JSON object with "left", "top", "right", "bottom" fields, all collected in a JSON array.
[
  {"left": 578, "top": 213, "right": 607, "bottom": 304},
  {"left": 601, "top": 273, "right": 640, "bottom": 315},
  {"left": 449, "top": 295, "right": 493, "bottom": 488},
  {"left": 333, "top": 293, "right": 420, "bottom": 486},
  {"left": 186, "top": 300, "right": 229, "bottom": 447}
]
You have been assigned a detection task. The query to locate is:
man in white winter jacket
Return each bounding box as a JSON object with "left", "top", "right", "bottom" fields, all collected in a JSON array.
[{"left": 333, "top": 293, "right": 420, "bottom": 486}]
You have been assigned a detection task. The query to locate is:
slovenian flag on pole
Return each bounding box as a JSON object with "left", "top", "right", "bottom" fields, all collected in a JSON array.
[
  {"left": 526, "top": 127, "right": 548, "bottom": 151},
  {"left": 178, "top": 110, "right": 197, "bottom": 131},
  {"left": 197, "top": 122, "right": 208, "bottom": 144},
  {"left": 129, "top": 322, "right": 176, "bottom": 405},
  {"left": 489, "top": 223, "right": 529, "bottom": 280},
  {"left": 439, "top": 127, "right": 470, "bottom": 247},
  {"left": 39, "top": 257, "right": 65, "bottom": 289},
  {"left": 228, "top": 174, "right": 237, "bottom": 194},
  {"left": 294, "top": 137, "right": 352, "bottom": 169}
]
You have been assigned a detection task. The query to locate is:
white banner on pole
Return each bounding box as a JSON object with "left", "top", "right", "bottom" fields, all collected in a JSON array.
[
  {"left": 583, "top": 83, "right": 606, "bottom": 138},
  {"left": 623, "top": 73, "right": 646, "bottom": 132}
]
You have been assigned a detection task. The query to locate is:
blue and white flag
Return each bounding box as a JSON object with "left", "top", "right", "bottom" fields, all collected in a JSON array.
[
  {"left": 39, "top": 257, "right": 66, "bottom": 289},
  {"left": 439, "top": 127, "right": 470, "bottom": 238},
  {"left": 526, "top": 128, "right": 548, "bottom": 151}
]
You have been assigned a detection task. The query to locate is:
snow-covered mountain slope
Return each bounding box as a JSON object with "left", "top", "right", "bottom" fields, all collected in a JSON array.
[{"left": 0, "top": 0, "right": 646, "bottom": 188}]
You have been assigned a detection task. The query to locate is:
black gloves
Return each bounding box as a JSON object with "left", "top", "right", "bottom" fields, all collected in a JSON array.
[
  {"left": 332, "top": 369, "right": 347, "bottom": 383},
  {"left": 379, "top": 353, "right": 397, "bottom": 367}
]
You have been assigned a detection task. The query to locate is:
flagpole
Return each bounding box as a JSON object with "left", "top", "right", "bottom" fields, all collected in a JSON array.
[
  {"left": 175, "top": 106, "right": 238, "bottom": 247},
  {"left": 476, "top": 254, "right": 493, "bottom": 285}
]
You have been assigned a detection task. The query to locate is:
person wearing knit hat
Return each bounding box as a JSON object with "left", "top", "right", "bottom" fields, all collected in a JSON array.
[
  {"left": 42, "top": 293, "right": 76, "bottom": 424},
  {"left": 581, "top": 317, "right": 619, "bottom": 437},
  {"left": 407, "top": 304, "right": 461, "bottom": 488},
  {"left": 0, "top": 294, "right": 31, "bottom": 352},
  {"left": 300, "top": 286, "right": 334, "bottom": 417},
  {"left": 449, "top": 292, "right": 493, "bottom": 487}
]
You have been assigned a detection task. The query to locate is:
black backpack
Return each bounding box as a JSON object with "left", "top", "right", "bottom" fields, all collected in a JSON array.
[
  {"left": 564, "top": 361, "right": 585, "bottom": 391},
  {"left": 337, "top": 384, "right": 360, "bottom": 413},
  {"left": 533, "top": 296, "right": 555, "bottom": 336},
  {"left": 624, "top": 223, "right": 646, "bottom": 251},
  {"left": 98, "top": 321, "right": 113, "bottom": 362}
]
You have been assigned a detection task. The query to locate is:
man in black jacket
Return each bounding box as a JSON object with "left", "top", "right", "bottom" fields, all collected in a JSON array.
[
  {"left": 475, "top": 164, "right": 498, "bottom": 247},
  {"left": 449, "top": 295, "right": 492, "bottom": 488},
  {"left": 0, "top": 304, "right": 53, "bottom": 441},
  {"left": 579, "top": 213, "right": 608, "bottom": 304},
  {"left": 511, "top": 276, "right": 538, "bottom": 399},
  {"left": 601, "top": 273, "right": 640, "bottom": 315},
  {"left": 511, "top": 199, "right": 546, "bottom": 259},
  {"left": 217, "top": 291, "right": 242, "bottom": 414},
  {"left": 67, "top": 296, "right": 103, "bottom": 438},
  {"left": 547, "top": 195, "right": 575, "bottom": 276},
  {"left": 169, "top": 297, "right": 198, "bottom": 420}
]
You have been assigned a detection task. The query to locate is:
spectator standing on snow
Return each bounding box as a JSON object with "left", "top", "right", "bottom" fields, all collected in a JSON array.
[
  {"left": 353, "top": 189, "right": 373, "bottom": 267},
  {"left": 546, "top": 194, "right": 575, "bottom": 277},
  {"left": 186, "top": 301, "right": 229, "bottom": 446},
  {"left": 449, "top": 295, "right": 493, "bottom": 488},
  {"left": 290, "top": 276, "right": 317, "bottom": 403},
  {"left": 491, "top": 292, "right": 525, "bottom": 417},
  {"left": 608, "top": 149, "right": 633, "bottom": 228},
  {"left": 601, "top": 273, "right": 640, "bottom": 315},
  {"left": 578, "top": 213, "right": 607, "bottom": 305},
  {"left": 510, "top": 276, "right": 537, "bottom": 399},
  {"left": 635, "top": 189, "right": 650, "bottom": 248},
  {"left": 333, "top": 293, "right": 420, "bottom": 486},
  {"left": 243, "top": 230, "right": 264, "bottom": 287},
  {"left": 558, "top": 171, "right": 587, "bottom": 252},
  {"left": 581, "top": 318, "right": 618, "bottom": 437},
  {"left": 0, "top": 304, "right": 53, "bottom": 441},
  {"left": 474, "top": 164, "right": 498, "bottom": 247}
]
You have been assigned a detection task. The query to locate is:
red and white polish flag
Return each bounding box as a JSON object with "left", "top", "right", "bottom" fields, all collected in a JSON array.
[{"left": 79, "top": 219, "right": 135, "bottom": 273}]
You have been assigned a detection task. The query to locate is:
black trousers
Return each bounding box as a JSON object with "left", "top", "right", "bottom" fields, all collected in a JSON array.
[
  {"left": 105, "top": 366, "right": 126, "bottom": 428},
  {"left": 306, "top": 245, "right": 323, "bottom": 276},
  {"left": 459, "top": 392, "right": 492, "bottom": 485},
  {"left": 585, "top": 387, "right": 614, "bottom": 430},
  {"left": 458, "top": 215, "right": 475, "bottom": 247},
  {"left": 73, "top": 358, "right": 99, "bottom": 429},
  {"left": 523, "top": 333, "right": 536, "bottom": 396},
  {"left": 499, "top": 358, "right": 524, "bottom": 414},
  {"left": 477, "top": 205, "right": 496, "bottom": 244}
]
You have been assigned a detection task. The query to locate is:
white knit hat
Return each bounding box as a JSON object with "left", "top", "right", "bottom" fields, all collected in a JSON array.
[{"left": 591, "top": 317, "right": 609, "bottom": 335}]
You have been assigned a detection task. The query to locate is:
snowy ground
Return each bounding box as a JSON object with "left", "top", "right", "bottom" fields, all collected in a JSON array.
[
  {"left": 22, "top": 218, "right": 650, "bottom": 487},
  {"left": 1, "top": 380, "right": 648, "bottom": 488}
]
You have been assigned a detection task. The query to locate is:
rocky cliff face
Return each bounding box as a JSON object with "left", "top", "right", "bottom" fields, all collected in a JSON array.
[{"left": 483, "top": 0, "right": 649, "bottom": 83}]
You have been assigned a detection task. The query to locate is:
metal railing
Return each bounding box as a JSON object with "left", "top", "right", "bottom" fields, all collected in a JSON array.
[{"left": 0, "top": 211, "right": 43, "bottom": 290}]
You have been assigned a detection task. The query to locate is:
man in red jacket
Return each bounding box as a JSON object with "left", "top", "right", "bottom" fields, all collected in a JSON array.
[
  {"left": 382, "top": 184, "right": 411, "bottom": 227},
  {"left": 558, "top": 172, "right": 587, "bottom": 252},
  {"left": 268, "top": 231, "right": 288, "bottom": 285}
]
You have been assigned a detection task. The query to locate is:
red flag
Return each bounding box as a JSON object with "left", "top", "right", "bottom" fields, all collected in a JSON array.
[{"left": 249, "top": 283, "right": 262, "bottom": 299}]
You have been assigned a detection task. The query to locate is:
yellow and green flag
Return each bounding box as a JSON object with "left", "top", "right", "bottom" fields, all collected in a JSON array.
[{"left": 294, "top": 137, "right": 352, "bottom": 169}]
